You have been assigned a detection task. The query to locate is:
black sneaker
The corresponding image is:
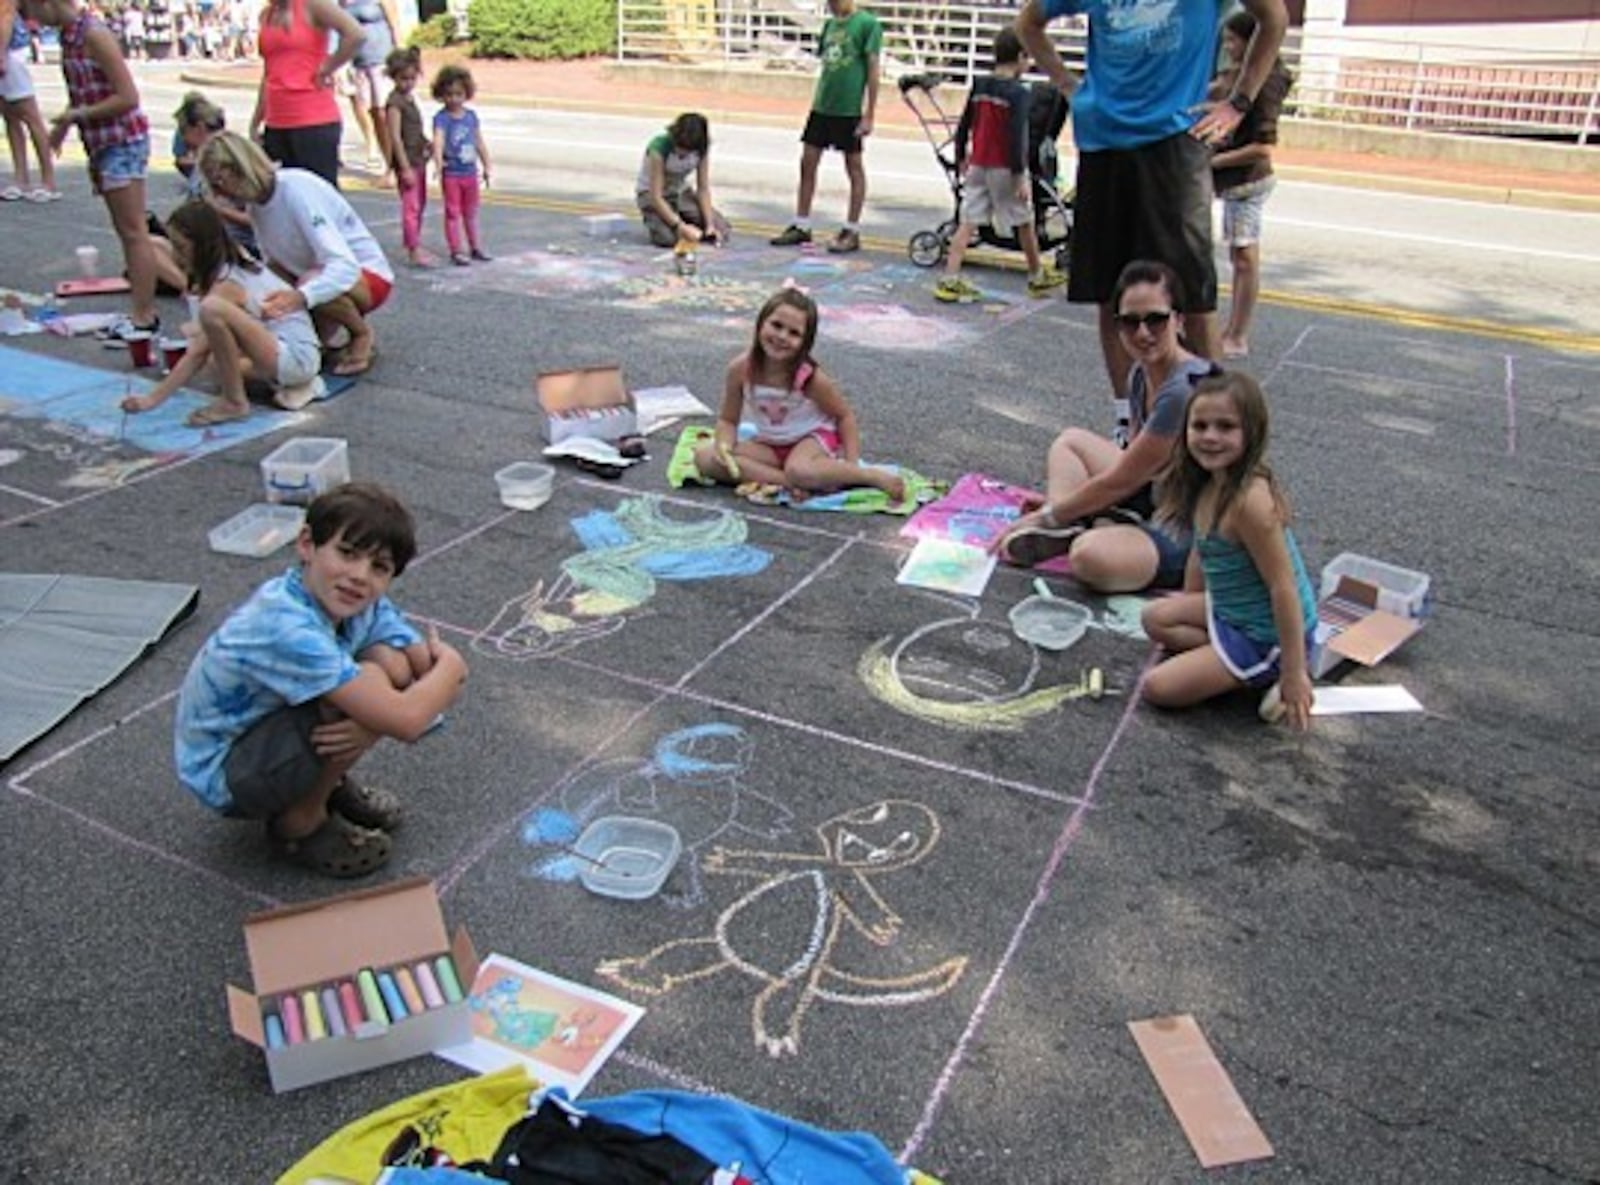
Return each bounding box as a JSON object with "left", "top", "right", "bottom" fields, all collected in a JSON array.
[
  {"left": 469, "top": 248, "right": 492, "bottom": 262},
  {"left": 1001, "top": 522, "right": 1086, "bottom": 568},
  {"left": 770, "top": 224, "right": 812, "bottom": 247}
]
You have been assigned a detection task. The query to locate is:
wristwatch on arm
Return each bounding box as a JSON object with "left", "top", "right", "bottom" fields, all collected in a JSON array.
[{"left": 1226, "top": 90, "right": 1252, "bottom": 115}]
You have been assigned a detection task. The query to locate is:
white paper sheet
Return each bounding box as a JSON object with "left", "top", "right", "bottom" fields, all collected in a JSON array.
[
  {"left": 1310, "top": 685, "right": 1423, "bottom": 715},
  {"left": 896, "top": 536, "right": 997, "bottom": 598}
]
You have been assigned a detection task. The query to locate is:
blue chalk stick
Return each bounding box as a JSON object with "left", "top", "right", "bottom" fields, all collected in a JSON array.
[
  {"left": 264, "top": 1013, "right": 286, "bottom": 1050},
  {"left": 377, "top": 971, "right": 410, "bottom": 1021},
  {"left": 321, "top": 987, "right": 347, "bottom": 1037}
]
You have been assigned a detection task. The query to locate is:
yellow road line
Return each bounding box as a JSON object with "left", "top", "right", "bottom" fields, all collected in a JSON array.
[{"left": 290, "top": 179, "right": 1600, "bottom": 358}]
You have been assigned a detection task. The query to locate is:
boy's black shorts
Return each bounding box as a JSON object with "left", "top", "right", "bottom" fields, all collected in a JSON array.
[
  {"left": 801, "top": 112, "right": 864, "bottom": 155},
  {"left": 1067, "top": 130, "right": 1217, "bottom": 313},
  {"left": 223, "top": 701, "right": 323, "bottom": 819}
]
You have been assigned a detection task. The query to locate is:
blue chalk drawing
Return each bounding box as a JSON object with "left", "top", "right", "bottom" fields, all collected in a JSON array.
[
  {"left": 520, "top": 722, "right": 792, "bottom": 910},
  {"left": 474, "top": 494, "right": 771, "bottom": 660}
]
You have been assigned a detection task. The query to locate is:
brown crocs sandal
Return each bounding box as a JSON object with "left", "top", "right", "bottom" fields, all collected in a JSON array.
[
  {"left": 330, "top": 775, "right": 404, "bottom": 831},
  {"left": 271, "top": 812, "right": 391, "bottom": 878}
]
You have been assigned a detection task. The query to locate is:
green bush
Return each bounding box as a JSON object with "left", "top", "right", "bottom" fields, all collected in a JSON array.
[
  {"left": 467, "top": 0, "right": 615, "bottom": 59},
  {"left": 406, "top": 12, "right": 458, "bottom": 49}
]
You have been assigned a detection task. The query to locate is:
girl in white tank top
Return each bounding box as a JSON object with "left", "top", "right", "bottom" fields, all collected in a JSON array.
[{"left": 694, "top": 287, "right": 906, "bottom": 503}]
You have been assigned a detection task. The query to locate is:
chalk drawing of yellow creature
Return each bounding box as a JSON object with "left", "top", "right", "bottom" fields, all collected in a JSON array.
[{"left": 597, "top": 799, "right": 967, "bottom": 1058}]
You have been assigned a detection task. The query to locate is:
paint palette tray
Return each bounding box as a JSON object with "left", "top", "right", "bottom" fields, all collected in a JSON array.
[
  {"left": 573, "top": 816, "right": 681, "bottom": 901},
  {"left": 209, "top": 503, "right": 305, "bottom": 558}
]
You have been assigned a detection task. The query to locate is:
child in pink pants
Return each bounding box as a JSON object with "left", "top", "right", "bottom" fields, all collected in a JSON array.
[
  {"left": 430, "top": 64, "right": 491, "bottom": 266},
  {"left": 384, "top": 48, "right": 430, "bottom": 266}
]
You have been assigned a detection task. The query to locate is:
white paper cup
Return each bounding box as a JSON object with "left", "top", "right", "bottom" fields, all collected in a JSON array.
[{"left": 75, "top": 245, "right": 100, "bottom": 278}]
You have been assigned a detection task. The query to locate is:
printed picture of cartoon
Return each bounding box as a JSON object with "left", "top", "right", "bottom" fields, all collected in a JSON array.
[{"left": 442, "top": 953, "right": 645, "bottom": 1095}]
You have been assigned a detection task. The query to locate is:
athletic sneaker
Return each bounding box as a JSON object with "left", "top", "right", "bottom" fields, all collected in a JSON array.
[
  {"left": 1027, "top": 265, "right": 1066, "bottom": 297},
  {"left": 826, "top": 228, "right": 861, "bottom": 254},
  {"left": 1001, "top": 521, "right": 1086, "bottom": 568},
  {"left": 97, "top": 314, "right": 161, "bottom": 346},
  {"left": 770, "top": 224, "right": 812, "bottom": 247},
  {"left": 934, "top": 276, "right": 982, "bottom": 304}
]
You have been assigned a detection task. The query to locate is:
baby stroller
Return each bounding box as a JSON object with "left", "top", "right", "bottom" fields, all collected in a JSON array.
[{"left": 899, "top": 73, "right": 1074, "bottom": 271}]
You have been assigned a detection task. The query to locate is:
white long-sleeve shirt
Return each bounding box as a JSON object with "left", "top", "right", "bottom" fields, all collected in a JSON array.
[{"left": 251, "top": 168, "right": 393, "bottom": 309}]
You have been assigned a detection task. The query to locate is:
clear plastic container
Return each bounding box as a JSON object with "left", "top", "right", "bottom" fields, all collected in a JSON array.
[
  {"left": 209, "top": 504, "right": 305, "bottom": 557},
  {"left": 1009, "top": 595, "right": 1093, "bottom": 651},
  {"left": 572, "top": 817, "right": 682, "bottom": 900},
  {"left": 1318, "top": 552, "right": 1431, "bottom": 618},
  {"left": 260, "top": 437, "right": 350, "bottom": 506},
  {"left": 494, "top": 462, "right": 555, "bottom": 510}
]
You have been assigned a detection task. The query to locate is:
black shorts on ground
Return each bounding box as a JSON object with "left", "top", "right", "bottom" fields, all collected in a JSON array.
[
  {"left": 261, "top": 121, "right": 343, "bottom": 189},
  {"left": 1067, "top": 131, "right": 1217, "bottom": 312},
  {"left": 223, "top": 701, "right": 324, "bottom": 819},
  {"left": 801, "top": 111, "right": 864, "bottom": 155}
]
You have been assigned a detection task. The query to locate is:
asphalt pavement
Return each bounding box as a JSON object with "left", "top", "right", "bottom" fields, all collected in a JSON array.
[{"left": 1, "top": 89, "right": 1598, "bottom": 1185}]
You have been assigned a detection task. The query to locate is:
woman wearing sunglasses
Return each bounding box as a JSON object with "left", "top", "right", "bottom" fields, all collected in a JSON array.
[{"left": 996, "top": 258, "right": 1213, "bottom": 592}]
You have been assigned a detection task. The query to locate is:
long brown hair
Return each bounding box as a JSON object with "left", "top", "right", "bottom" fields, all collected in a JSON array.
[
  {"left": 1156, "top": 371, "right": 1291, "bottom": 533},
  {"left": 747, "top": 287, "right": 819, "bottom": 390},
  {"left": 165, "top": 200, "right": 255, "bottom": 294}
]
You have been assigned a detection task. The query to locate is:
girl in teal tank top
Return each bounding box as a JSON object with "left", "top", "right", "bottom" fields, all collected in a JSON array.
[{"left": 1141, "top": 371, "right": 1317, "bottom": 730}]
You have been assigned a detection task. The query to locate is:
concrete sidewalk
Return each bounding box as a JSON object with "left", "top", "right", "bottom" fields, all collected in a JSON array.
[{"left": 181, "top": 52, "right": 1600, "bottom": 213}]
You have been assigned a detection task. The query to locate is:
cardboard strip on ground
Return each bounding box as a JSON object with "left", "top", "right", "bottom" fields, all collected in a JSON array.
[{"left": 1128, "top": 1015, "right": 1274, "bottom": 1169}]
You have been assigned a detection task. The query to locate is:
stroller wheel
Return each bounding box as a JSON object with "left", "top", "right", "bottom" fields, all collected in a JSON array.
[{"left": 908, "top": 230, "right": 945, "bottom": 268}]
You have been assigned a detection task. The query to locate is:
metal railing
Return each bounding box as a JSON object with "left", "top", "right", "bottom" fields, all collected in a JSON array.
[{"left": 613, "top": 0, "right": 1600, "bottom": 144}]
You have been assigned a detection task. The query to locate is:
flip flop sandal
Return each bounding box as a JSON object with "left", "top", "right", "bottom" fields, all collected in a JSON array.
[
  {"left": 573, "top": 455, "right": 625, "bottom": 479},
  {"left": 186, "top": 401, "right": 250, "bottom": 427},
  {"left": 330, "top": 775, "right": 404, "bottom": 831},
  {"left": 271, "top": 811, "right": 392, "bottom": 878}
]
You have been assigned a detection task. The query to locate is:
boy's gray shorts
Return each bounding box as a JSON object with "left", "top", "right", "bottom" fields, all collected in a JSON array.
[{"left": 223, "top": 701, "right": 324, "bottom": 819}]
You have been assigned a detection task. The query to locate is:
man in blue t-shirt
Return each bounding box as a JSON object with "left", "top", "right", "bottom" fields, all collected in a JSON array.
[{"left": 1017, "top": 0, "right": 1286, "bottom": 393}]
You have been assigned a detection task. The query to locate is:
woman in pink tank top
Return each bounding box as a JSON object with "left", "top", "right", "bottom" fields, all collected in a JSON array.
[{"left": 249, "top": 0, "right": 361, "bottom": 186}]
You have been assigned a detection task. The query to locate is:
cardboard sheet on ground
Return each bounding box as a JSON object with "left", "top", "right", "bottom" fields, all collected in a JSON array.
[
  {"left": 1128, "top": 1015, "right": 1274, "bottom": 1169},
  {"left": 632, "top": 383, "right": 713, "bottom": 436},
  {"left": 0, "top": 574, "right": 198, "bottom": 762},
  {"left": 437, "top": 952, "right": 644, "bottom": 1097},
  {"left": 1311, "top": 684, "right": 1424, "bottom": 715}
]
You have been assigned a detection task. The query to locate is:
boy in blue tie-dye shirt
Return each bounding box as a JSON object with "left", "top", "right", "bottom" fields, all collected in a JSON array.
[{"left": 175, "top": 482, "right": 468, "bottom": 876}]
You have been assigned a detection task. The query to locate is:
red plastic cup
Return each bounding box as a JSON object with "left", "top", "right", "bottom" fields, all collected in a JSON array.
[
  {"left": 160, "top": 337, "right": 187, "bottom": 371},
  {"left": 125, "top": 331, "right": 155, "bottom": 368}
]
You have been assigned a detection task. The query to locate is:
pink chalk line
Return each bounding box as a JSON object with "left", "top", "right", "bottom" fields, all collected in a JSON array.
[
  {"left": 1503, "top": 354, "right": 1517, "bottom": 457},
  {"left": 410, "top": 611, "right": 1089, "bottom": 810},
  {"left": 435, "top": 532, "right": 862, "bottom": 898},
  {"left": 898, "top": 649, "right": 1157, "bottom": 1165}
]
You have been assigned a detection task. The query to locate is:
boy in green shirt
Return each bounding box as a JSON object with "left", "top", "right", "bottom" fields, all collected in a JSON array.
[{"left": 770, "top": 0, "right": 881, "bottom": 255}]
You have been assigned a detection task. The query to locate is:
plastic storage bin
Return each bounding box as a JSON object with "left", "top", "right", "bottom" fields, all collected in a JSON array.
[
  {"left": 572, "top": 817, "right": 682, "bottom": 900},
  {"left": 1318, "top": 552, "right": 1431, "bottom": 618},
  {"left": 209, "top": 504, "right": 305, "bottom": 557},
  {"left": 494, "top": 462, "right": 554, "bottom": 510},
  {"left": 1009, "top": 595, "right": 1093, "bottom": 651},
  {"left": 260, "top": 437, "right": 350, "bottom": 506}
]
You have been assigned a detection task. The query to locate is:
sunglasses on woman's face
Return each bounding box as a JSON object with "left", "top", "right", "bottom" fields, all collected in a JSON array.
[{"left": 1115, "top": 309, "right": 1174, "bottom": 333}]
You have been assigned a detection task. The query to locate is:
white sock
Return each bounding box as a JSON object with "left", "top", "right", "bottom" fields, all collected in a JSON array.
[{"left": 793, "top": 216, "right": 811, "bottom": 230}]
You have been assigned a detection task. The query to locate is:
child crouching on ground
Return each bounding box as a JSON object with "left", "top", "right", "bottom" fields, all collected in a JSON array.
[
  {"left": 694, "top": 287, "right": 905, "bottom": 503},
  {"left": 174, "top": 482, "right": 468, "bottom": 876}
]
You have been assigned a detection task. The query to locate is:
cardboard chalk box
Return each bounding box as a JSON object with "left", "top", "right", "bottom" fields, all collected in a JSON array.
[
  {"left": 537, "top": 364, "right": 637, "bottom": 445},
  {"left": 227, "top": 877, "right": 479, "bottom": 1093},
  {"left": 1311, "top": 552, "right": 1429, "bottom": 678}
]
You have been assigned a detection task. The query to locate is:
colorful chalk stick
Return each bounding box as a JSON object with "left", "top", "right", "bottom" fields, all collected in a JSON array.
[
  {"left": 377, "top": 971, "right": 409, "bottom": 1021},
  {"left": 264, "top": 1012, "right": 286, "bottom": 1050},
  {"left": 338, "top": 980, "right": 364, "bottom": 1031},
  {"left": 414, "top": 961, "right": 444, "bottom": 1009},
  {"left": 395, "top": 966, "right": 425, "bottom": 1015},
  {"left": 321, "top": 987, "right": 347, "bottom": 1038},
  {"left": 281, "top": 993, "right": 305, "bottom": 1045},
  {"left": 434, "top": 954, "right": 463, "bottom": 1003},
  {"left": 357, "top": 968, "right": 389, "bottom": 1027},
  {"left": 300, "top": 990, "right": 326, "bottom": 1041}
]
